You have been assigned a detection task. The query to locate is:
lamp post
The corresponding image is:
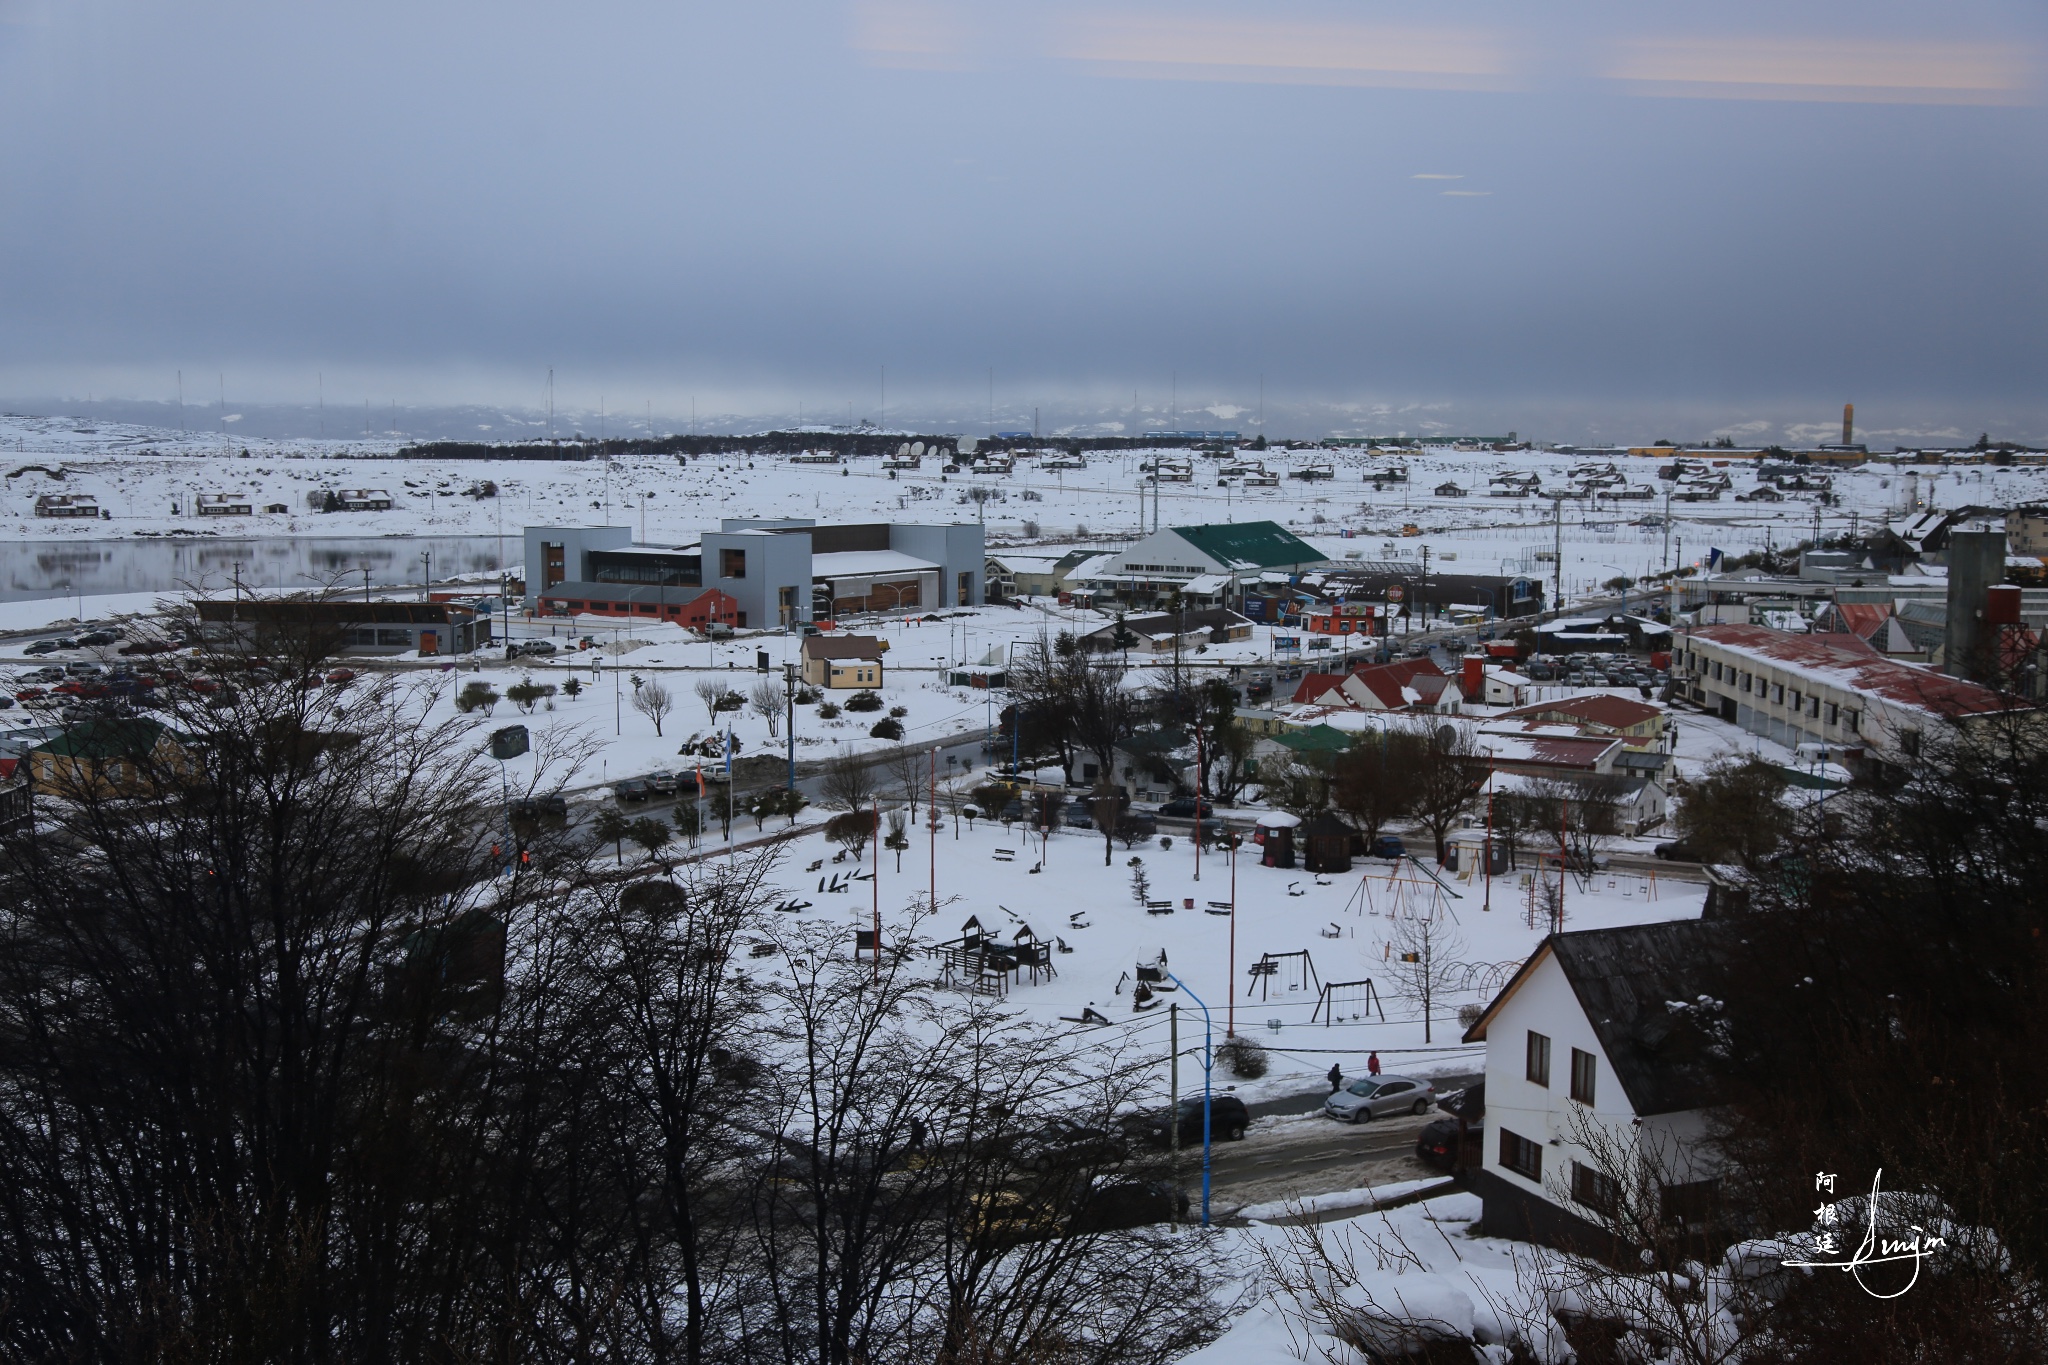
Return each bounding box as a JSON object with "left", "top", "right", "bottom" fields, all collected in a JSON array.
[{"left": 1165, "top": 971, "right": 1216, "bottom": 1226}]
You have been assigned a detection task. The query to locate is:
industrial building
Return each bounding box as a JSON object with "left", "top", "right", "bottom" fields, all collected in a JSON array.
[
  {"left": 523, "top": 520, "right": 984, "bottom": 628},
  {"left": 196, "top": 599, "right": 493, "bottom": 656}
]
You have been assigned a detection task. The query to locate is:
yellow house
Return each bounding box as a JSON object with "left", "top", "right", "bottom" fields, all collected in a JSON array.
[
  {"left": 801, "top": 634, "right": 887, "bottom": 689},
  {"left": 30, "top": 719, "right": 193, "bottom": 799}
]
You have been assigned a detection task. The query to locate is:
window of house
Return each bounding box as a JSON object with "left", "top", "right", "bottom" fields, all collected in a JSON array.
[
  {"left": 1500, "top": 1129, "right": 1543, "bottom": 1182},
  {"left": 1772, "top": 684, "right": 1784, "bottom": 705},
  {"left": 1901, "top": 729, "right": 1921, "bottom": 757},
  {"left": 1570, "top": 1048, "right": 1597, "bottom": 1105},
  {"left": 720, "top": 548, "right": 747, "bottom": 579},
  {"left": 1809, "top": 695, "right": 1821, "bottom": 717},
  {"left": 1526, "top": 1031, "right": 1551, "bottom": 1087},
  {"left": 1826, "top": 702, "right": 1839, "bottom": 726},
  {"left": 1788, "top": 689, "right": 1800, "bottom": 711},
  {"left": 376, "top": 628, "right": 412, "bottom": 646},
  {"left": 1572, "top": 1161, "right": 1620, "bottom": 1215},
  {"left": 1660, "top": 1178, "right": 1721, "bottom": 1225},
  {"left": 1844, "top": 710, "right": 1859, "bottom": 734}
]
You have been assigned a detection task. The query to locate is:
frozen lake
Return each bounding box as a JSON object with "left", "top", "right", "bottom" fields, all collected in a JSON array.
[{"left": 0, "top": 534, "right": 511, "bottom": 604}]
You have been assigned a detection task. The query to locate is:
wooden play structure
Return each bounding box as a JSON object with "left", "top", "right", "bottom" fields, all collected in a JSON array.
[
  {"left": 930, "top": 915, "right": 1057, "bottom": 997},
  {"left": 1245, "top": 948, "right": 1320, "bottom": 1001}
]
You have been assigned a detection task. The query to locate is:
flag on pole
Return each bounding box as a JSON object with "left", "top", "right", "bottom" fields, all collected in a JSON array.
[
  {"left": 695, "top": 765, "right": 705, "bottom": 797},
  {"left": 723, "top": 727, "right": 734, "bottom": 776}
]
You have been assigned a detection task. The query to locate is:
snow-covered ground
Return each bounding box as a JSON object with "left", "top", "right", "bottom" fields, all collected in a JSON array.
[{"left": 6, "top": 411, "right": 2045, "bottom": 606}]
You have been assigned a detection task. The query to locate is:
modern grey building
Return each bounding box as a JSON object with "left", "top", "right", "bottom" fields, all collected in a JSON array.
[{"left": 524, "top": 519, "right": 984, "bottom": 628}]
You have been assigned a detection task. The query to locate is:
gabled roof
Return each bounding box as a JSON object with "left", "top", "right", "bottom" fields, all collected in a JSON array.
[
  {"left": 1462, "top": 919, "right": 1731, "bottom": 1116},
  {"left": 1500, "top": 694, "right": 1661, "bottom": 730},
  {"left": 1167, "top": 520, "right": 1324, "bottom": 571},
  {"left": 34, "top": 718, "right": 182, "bottom": 760},
  {"left": 802, "top": 635, "right": 885, "bottom": 663},
  {"left": 1289, "top": 672, "right": 1349, "bottom": 706},
  {"left": 1268, "top": 725, "right": 1353, "bottom": 755}
]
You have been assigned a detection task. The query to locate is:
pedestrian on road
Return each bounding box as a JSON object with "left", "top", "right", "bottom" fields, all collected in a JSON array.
[
  {"left": 1367, "top": 1051, "right": 1382, "bottom": 1077},
  {"left": 1327, "top": 1063, "right": 1343, "bottom": 1093}
]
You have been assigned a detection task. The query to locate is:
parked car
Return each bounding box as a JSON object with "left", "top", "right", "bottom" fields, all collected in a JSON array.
[
  {"left": 1653, "top": 839, "right": 1704, "bottom": 862},
  {"left": 1118, "top": 811, "right": 1160, "bottom": 839},
  {"left": 1062, "top": 801, "right": 1095, "bottom": 830},
  {"left": 1370, "top": 835, "right": 1406, "bottom": 860},
  {"left": 24, "top": 640, "right": 60, "bottom": 656},
  {"left": 1244, "top": 676, "right": 1275, "bottom": 699},
  {"left": 1156, "top": 796, "right": 1212, "bottom": 819},
  {"left": 118, "top": 640, "right": 175, "bottom": 656},
  {"left": 1324, "top": 1074, "right": 1436, "bottom": 1124},
  {"left": 1012, "top": 1120, "right": 1127, "bottom": 1173},
  {"left": 324, "top": 668, "right": 358, "bottom": 685},
  {"left": 77, "top": 630, "right": 120, "bottom": 647},
  {"left": 512, "top": 794, "right": 570, "bottom": 822},
  {"left": 520, "top": 639, "right": 558, "bottom": 656},
  {"left": 64, "top": 663, "right": 105, "bottom": 678},
  {"left": 614, "top": 778, "right": 652, "bottom": 802},
  {"left": 646, "top": 769, "right": 678, "bottom": 795},
  {"left": 1071, "top": 1177, "right": 1189, "bottom": 1232},
  {"left": 1125, "top": 1094, "right": 1252, "bottom": 1147},
  {"left": 1417, "top": 1086, "right": 1484, "bottom": 1169}
]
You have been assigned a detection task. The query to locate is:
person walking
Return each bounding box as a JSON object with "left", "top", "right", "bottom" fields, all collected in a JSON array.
[
  {"left": 1367, "top": 1051, "right": 1382, "bottom": 1077},
  {"left": 1327, "top": 1062, "right": 1344, "bottom": 1093}
]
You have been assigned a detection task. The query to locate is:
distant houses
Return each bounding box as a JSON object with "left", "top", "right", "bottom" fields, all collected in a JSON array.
[
  {"left": 195, "top": 492, "right": 254, "bottom": 517},
  {"left": 34, "top": 493, "right": 100, "bottom": 519},
  {"left": 305, "top": 489, "right": 396, "bottom": 512}
]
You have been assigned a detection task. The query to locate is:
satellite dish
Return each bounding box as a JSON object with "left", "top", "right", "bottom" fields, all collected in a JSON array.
[
  {"left": 912, "top": 440, "right": 926, "bottom": 457},
  {"left": 898, "top": 442, "right": 911, "bottom": 458},
  {"left": 1435, "top": 724, "right": 1457, "bottom": 751}
]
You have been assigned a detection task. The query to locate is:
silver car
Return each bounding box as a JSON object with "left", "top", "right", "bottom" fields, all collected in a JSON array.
[{"left": 1323, "top": 1074, "right": 1436, "bottom": 1124}]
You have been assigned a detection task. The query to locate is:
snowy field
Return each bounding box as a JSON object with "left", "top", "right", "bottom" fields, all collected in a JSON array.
[{"left": 6, "top": 411, "right": 2046, "bottom": 606}]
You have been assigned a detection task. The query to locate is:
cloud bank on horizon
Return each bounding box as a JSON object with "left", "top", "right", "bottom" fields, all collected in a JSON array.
[{"left": 1, "top": 0, "right": 2043, "bottom": 438}]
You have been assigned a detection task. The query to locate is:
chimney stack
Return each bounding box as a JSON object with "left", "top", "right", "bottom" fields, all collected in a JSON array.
[
  {"left": 1842, "top": 403, "right": 1854, "bottom": 447},
  {"left": 1944, "top": 528, "right": 2007, "bottom": 682}
]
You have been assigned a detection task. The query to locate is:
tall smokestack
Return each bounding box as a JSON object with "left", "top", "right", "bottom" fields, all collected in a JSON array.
[{"left": 1842, "top": 403, "right": 1854, "bottom": 447}]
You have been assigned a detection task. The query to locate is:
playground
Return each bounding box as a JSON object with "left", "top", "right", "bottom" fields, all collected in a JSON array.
[{"left": 735, "top": 806, "right": 1710, "bottom": 1098}]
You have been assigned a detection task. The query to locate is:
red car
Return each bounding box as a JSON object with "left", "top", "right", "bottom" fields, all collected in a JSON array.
[
  {"left": 15, "top": 688, "right": 45, "bottom": 702},
  {"left": 325, "top": 668, "right": 358, "bottom": 685}
]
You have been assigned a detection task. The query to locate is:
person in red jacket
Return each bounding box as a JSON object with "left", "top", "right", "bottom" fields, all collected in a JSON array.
[{"left": 1367, "top": 1051, "right": 1382, "bottom": 1077}]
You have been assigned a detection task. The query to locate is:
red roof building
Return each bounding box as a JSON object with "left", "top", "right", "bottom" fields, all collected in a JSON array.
[{"left": 1678, "top": 624, "right": 2019, "bottom": 775}]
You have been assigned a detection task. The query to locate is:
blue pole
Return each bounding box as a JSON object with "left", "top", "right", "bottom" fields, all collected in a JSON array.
[{"left": 1166, "top": 972, "right": 1215, "bottom": 1226}]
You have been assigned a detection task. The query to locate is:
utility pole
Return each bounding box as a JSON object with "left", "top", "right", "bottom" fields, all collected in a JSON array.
[
  {"left": 1419, "top": 544, "right": 1430, "bottom": 631},
  {"left": 783, "top": 661, "right": 800, "bottom": 790},
  {"left": 1551, "top": 494, "right": 1564, "bottom": 619},
  {"left": 1169, "top": 1002, "right": 1180, "bottom": 1217}
]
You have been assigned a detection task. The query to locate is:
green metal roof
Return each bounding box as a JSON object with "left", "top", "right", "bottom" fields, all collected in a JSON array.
[
  {"left": 1170, "top": 520, "right": 1323, "bottom": 571},
  {"left": 34, "top": 718, "right": 180, "bottom": 760},
  {"left": 1270, "top": 725, "right": 1354, "bottom": 754}
]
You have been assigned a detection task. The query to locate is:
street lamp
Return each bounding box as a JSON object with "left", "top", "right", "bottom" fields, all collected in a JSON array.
[{"left": 1164, "top": 971, "right": 1216, "bottom": 1226}]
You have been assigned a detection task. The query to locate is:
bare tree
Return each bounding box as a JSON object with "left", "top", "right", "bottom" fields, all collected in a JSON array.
[
  {"left": 749, "top": 678, "right": 783, "bottom": 738},
  {"left": 694, "top": 674, "right": 726, "bottom": 722},
  {"left": 819, "top": 751, "right": 877, "bottom": 811},
  {"left": 1090, "top": 778, "right": 1128, "bottom": 866},
  {"left": 1379, "top": 911, "right": 1467, "bottom": 1044},
  {"left": 883, "top": 742, "right": 931, "bottom": 823},
  {"left": 1405, "top": 721, "right": 1485, "bottom": 863},
  {"left": 633, "top": 677, "right": 674, "bottom": 736},
  {"left": 1331, "top": 730, "right": 1424, "bottom": 846}
]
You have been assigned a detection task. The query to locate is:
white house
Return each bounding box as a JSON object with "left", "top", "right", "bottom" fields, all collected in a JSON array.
[{"left": 1461, "top": 920, "right": 1729, "bottom": 1252}]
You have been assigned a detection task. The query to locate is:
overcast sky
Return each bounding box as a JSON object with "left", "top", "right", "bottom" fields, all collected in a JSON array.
[{"left": 1, "top": 0, "right": 2043, "bottom": 441}]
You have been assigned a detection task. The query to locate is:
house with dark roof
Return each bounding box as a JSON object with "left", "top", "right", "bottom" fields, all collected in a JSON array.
[
  {"left": 1497, "top": 694, "right": 1666, "bottom": 751},
  {"left": 800, "top": 634, "right": 886, "bottom": 689},
  {"left": 1078, "top": 607, "right": 1253, "bottom": 653},
  {"left": 1461, "top": 920, "right": 1732, "bottom": 1253}
]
